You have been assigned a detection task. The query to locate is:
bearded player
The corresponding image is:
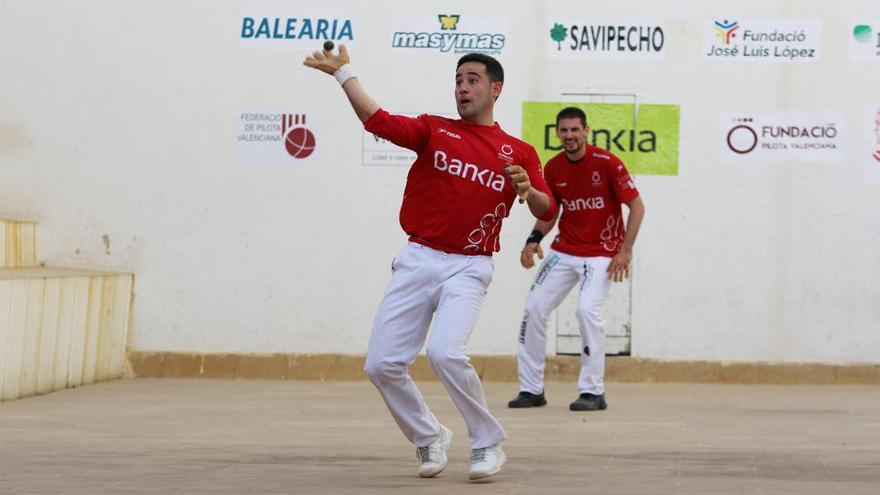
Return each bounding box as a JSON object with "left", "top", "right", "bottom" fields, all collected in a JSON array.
[
  {"left": 508, "top": 107, "right": 645, "bottom": 412},
  {"left": 304, "top": 45, "right": 557, "bottom": 480}
]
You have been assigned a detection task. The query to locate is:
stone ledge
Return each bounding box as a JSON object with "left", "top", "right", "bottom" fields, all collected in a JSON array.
[{"left": 127, "top": 352, "right": 880, "bottom": 385}]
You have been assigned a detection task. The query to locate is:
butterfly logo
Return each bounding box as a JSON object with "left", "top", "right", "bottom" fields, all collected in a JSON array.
[{"left": 438, "top": 15, "right": 460, "bottom": 30}]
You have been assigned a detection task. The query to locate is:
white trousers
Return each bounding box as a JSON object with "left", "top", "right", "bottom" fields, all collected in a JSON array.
[
  {"left": 517, "top": 250, "right": 612, "bottom": 395},
  {"left": 364, "top": 243, "right": 507, "bottom": 449}
]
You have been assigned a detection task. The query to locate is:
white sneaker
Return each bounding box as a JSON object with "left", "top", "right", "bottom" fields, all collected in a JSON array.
[
  {"left": 417, "top": 425, "right": 452, "bottom": 478},
  {"left": 468, "top": 444, "right": 506, "bottom": 480}
]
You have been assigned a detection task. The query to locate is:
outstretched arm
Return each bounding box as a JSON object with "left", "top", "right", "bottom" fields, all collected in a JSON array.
[{"left": 303, "top": 45, "right": 379, "bottom": 123}]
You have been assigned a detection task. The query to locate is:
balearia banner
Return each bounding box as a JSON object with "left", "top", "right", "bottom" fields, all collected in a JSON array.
[{"left": 239, "top": 11, "right": 355, "bottom": 49}]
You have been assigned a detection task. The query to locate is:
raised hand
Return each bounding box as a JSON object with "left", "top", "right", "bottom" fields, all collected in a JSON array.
[{"left": 303, "top": 44, "right": 351, "bottom": 75}]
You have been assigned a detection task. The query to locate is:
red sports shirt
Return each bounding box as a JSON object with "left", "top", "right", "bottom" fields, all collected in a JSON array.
[
  {"left": 364, "top": 109, "right": 557, "bottom": 256},
  {"left": 544, "top": 145, "right": 639, "bottom": 258}
]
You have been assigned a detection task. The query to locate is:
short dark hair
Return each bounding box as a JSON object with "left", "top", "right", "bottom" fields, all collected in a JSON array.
[
  {"left": 556, "top": 107, "right": 588, "bottom": 128},
  {"left": 456, "top": 53, "right": 504, "bottom": 84}
]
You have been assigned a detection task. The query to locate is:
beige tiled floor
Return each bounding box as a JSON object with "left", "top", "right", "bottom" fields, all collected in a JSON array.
[{"left": 1, "top": 378, "right": 878, "bottom": 494}]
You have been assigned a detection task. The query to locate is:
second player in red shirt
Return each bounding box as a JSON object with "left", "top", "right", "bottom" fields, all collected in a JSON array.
[{"left": 508, "top": 107, "right": 645, "bottom": 412}]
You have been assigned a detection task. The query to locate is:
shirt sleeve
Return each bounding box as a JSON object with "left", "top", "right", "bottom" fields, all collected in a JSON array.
[
  {"left": 363, "top": 109, "right": 431, "bottom": 153},
  {"left": 610, "top": 157, "right": 640, "bottom": 204},
  {"left": 523, "top": 147, "right": 558, "bottom": 222}
]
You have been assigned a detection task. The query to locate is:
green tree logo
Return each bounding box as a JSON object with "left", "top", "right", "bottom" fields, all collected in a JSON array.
[{"left": 550, "top": 23, "right": 567, "bottom": 50}]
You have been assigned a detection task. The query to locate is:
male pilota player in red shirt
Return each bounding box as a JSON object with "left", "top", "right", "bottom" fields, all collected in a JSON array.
[
  {"left": 508, "top": 107, "right": 645, "bottom": 411},
  {"left": 304, "top": 45, "right": 557, "bottom": 481}
]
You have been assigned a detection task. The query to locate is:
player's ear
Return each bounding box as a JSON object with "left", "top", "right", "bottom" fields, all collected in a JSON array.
[{"left": 491, "top": 81, "right": 503, "bottom": 101}]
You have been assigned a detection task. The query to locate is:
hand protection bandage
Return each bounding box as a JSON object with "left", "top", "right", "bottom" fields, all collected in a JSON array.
[{"left": 333, "top": 64, "right": 355, "bottom": 86}]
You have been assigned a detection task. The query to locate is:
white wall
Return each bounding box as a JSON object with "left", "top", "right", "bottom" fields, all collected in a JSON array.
[{"left": 2, "top": 0, "right": 878, "bottom": 364}]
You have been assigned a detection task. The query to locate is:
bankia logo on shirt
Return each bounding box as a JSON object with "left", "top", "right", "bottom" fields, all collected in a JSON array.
[
  {"left": 390, "top": 14, "right": 507, "bottom": 55},
  {"left": 240, "top": 11, "right": 355, "bottom": 49}
]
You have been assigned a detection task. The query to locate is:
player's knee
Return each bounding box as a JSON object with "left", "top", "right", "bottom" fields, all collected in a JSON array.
[
  {"left": 524, "top": 294, "right": 550, "bottom": 320},
  {"left": 425, "top": 345, "right": 463, "bottom": 371},
  {"left": 363, "top": 358, "right": 403, "bottom": 385},
  {"left": 575, "top": 303, "right": 602, "bottom": 325}
]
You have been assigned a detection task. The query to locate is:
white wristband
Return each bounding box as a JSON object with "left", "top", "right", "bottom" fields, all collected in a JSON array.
[{"left": 333, "top": 64, "right": 355, "bottom": 86}]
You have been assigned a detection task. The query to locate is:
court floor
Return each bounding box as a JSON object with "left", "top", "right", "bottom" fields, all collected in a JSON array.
[{"left": 1, "top": 378, "right": 878, "bottom": 494}]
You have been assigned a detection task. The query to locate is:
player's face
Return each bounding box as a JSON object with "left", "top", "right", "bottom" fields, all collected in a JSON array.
[
  {"left": 556, "top": 117, "right": 589, "bottom": 154},
  {"left": 455, "top": 62, "right": 501, "bottom": 121}
]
